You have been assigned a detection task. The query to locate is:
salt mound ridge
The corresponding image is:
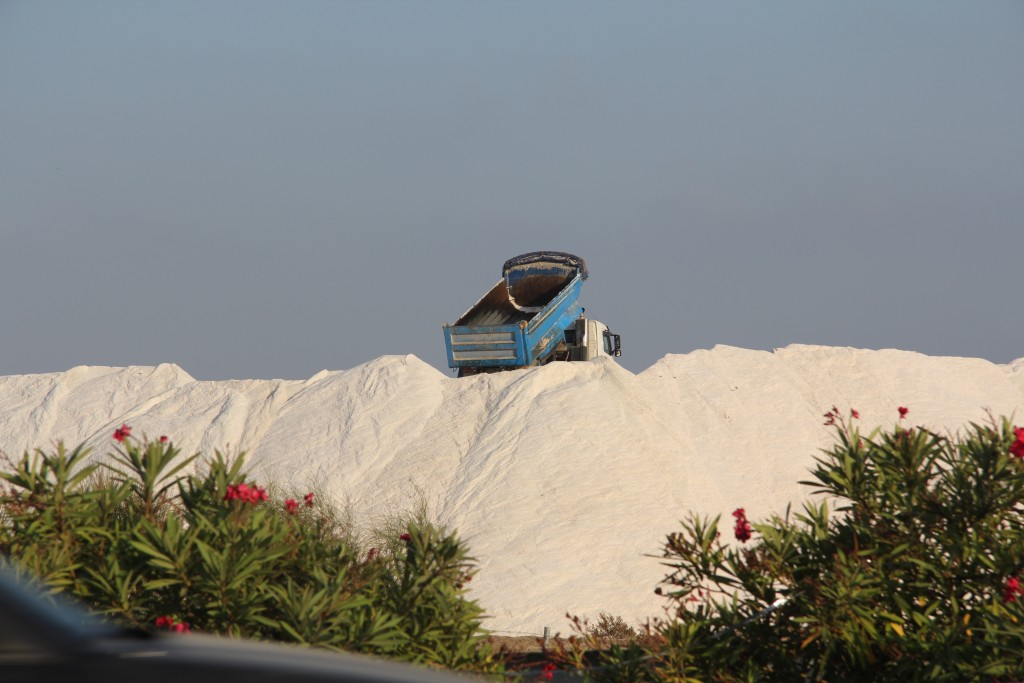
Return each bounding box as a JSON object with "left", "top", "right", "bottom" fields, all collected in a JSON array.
[{"left": 2, "top": 345, "right": 1023, "bottom": 633}]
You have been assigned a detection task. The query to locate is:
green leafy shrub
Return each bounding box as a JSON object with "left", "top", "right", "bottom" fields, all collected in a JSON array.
[
  {"left": 561, "top": 411, "right": 1024, "bottom": 682},
  {"left": 0, "top": 428, "right": 500, "bottom": 674}
]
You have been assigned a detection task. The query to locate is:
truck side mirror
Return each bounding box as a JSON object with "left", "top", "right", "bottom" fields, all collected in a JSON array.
[{"left": 603, "top": 330, "right": 622, "bottom": 357}]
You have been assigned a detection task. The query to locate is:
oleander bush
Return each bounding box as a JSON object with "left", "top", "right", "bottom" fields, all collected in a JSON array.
[
  {"left": 0, "top": 427, "right": 500, "bottom": 675},
  {"left": 554, "top": 410, "right": 1024, "bottom": 682}
]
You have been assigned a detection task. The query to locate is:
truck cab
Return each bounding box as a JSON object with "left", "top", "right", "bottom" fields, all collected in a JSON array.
[{"left": 565, "top": 317, "right": 623, "bottom": 361}]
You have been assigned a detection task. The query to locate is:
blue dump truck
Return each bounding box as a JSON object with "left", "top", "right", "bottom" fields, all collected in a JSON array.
[{"left": 443, "top": 252, "right": 622, "bottom": 377}]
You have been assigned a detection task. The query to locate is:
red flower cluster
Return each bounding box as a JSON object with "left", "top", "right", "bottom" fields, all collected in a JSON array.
[
  {"left": 1004, "top": 577, "right": 1021, "bottom": 603},
  {"left": 542, "top": 662, "right": 557, "bottom": 680},
  {"left": 283, "top": 492, "right": 314, "bottom": 515},
  {"left": 159, "top": 435, "right": 169, "bottom": 443},
  {"left": 732, "top": 508, "right": 752, "bottom": 543},
  {"left": 399, "top": 533, "right": 412, "bottom": 542},
  {"left": 1010, "top": 427, "right": 1024, "bottom": 459},
  {"left": 367, "top": 548, "right": 377, "bottom": 561},
  {"left": 113, "top": 423, "right": 132, "bottom": 442},
  {"left": 224, "top": 483, "right": 268, "bottom": 504},
  {"left": 823, "top": 406, "right": 861, "bottom": 425},
  {"left": 155, "top": 615, "right": 190, "bottom": 633},
  {"left": 898, "top": 406, "right": 909, "bottom": 420}
]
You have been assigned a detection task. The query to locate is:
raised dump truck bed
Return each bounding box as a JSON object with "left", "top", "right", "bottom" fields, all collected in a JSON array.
[{"left": 443, "top": 252, "right": 589, "bottom": 372}]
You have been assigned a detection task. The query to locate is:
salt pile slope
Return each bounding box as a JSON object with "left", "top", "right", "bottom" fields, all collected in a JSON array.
[{"left": 1, "top": 345, "right": 1023, "bottom": 633}]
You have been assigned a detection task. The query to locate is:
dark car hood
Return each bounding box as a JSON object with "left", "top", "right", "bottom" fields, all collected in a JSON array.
[{"left": 82, "top": 631, "right": 480, "bottom": 683}]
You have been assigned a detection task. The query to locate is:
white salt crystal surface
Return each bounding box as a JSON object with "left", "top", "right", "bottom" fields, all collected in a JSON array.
[{"left": 1, "top": 345, "right": 1022, "bottom": 633}]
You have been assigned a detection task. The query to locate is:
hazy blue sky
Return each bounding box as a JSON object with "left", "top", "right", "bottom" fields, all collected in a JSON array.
[{"left": 2, "top": 0, "right": 1022, "bottom": 380}]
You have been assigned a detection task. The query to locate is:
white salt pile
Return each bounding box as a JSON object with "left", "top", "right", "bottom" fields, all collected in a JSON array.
[{"left": 1, "top": 345, "right": 1022, "bottom": 634}]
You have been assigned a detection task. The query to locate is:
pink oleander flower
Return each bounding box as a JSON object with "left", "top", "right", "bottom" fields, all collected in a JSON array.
[
  {"left": 732, "top": 508, "right": 752, "bottom": 543},
  {"left": 1010, "top": 427, "right": 1024, "bottom": 459},
  {"left": 284, "top": 498, "right": 298, "bottom": 514},
  {"left": 823, "top": 406, "right": 840, "bottom": 426},
  {"left": 113, "top": 424, "right": 132, "bottom": 442},
  {"left": 224, "top": 482, "right": 268, "bottom": 504},
  {"left": 1004, "top": 576, "right": 1020, "bottom": 603},
  {"left": 155, "top": 615, "right": 188, "bottom": 632}
]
